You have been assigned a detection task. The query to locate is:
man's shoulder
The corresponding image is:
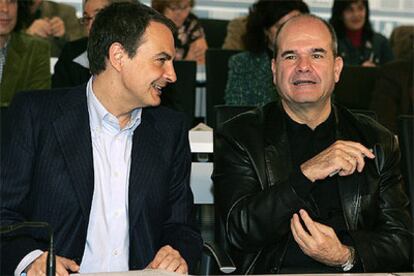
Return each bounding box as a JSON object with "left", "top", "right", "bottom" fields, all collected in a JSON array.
[{"left": 11, "top": 31, "right": 49, "bottom": 49}]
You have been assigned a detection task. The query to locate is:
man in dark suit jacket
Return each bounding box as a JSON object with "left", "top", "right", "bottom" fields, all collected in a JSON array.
[{"left": 1, "top": 2, "right": 202, "bottom": 275}]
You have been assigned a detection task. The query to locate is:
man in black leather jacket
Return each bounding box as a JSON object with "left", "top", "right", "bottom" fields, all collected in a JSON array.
[{"left": 213, "top": 14, "right": 412, "bottom": 274}]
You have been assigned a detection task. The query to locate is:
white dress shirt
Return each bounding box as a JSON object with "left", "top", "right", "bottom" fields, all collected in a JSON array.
[{"left": 15, "top": 78, "right": 142, "bottom": 275}]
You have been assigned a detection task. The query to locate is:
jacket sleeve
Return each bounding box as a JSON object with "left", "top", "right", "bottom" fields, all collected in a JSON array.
[
  {"left": 213, "top": 126, "right": 313, "bottom": 252},
  {"left": 28, "top": 39, "right": 51, "bottom": 90},
  {"left": 350, "top": 134, "right": 412, "bottom": 272},
  {"left": 160, "top": 114, "right": 203, "bottom": 272}
]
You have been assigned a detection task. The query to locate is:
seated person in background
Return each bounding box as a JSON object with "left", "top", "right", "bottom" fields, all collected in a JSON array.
[
  {"left": 329, "top": 0, "right": 393, "bottom": 66},
  {"left": 52, "top": 0, "right": 113, "bottom": 88},
  {"left": 224, "top": 0, "right": 309, "bottom": 106},
  {"left": 389, "top": 25, "right": 414, "bottom": 60},
  {"left": 23, "top": 0, "right": 84, "bottom": 57},
  {"left": 370, "top": 57, "right": 413, "bottom": 133},
  {"left": 152, "top": 0, "right": 207, "bottom": 64},
  {"left": 0, "top": 2, "right": 202, "bottom": 275},
  {"left": 222, "top": 15, "right": 247, "bottom": 50},
  {"left": 213, "top": 14, "right": 411, "bottom": 274},
  {"left": 0, "top": 0, "right": 50, "bottom": 107}
]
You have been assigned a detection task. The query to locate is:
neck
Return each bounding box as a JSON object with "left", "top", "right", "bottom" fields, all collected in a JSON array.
[
  {"left": 282, "top": 99, "right": 332, "bottom": 130},
  {"left": 0, "top": 34, "right": 10, "bottom": 48},
  {"left": 92, "top": 73, "right": 133, "bottom": 129}
]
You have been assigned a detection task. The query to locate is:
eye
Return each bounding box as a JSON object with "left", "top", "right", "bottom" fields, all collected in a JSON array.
[
  {"left": 156, "top": 57, "right": 167, "bottom": 65},
  {"left": 312, "top": 53, "right": 324, "bottom": 59},
  {"left": 284, "top": 55, "right": 296, "bottom": 60}
]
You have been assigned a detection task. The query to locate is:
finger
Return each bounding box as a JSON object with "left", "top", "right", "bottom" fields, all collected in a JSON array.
[
  {"left": 299, "top": 209, "right": 321, "bottom": 240},
  {"left": 158, "top": 254, "right": 175, "bottom": 269},
  {"left": 174, "top": 260, "right": 188, "bottom": 274},
  {"left": 290, "top": 214, "right": 307, "bottom": 245},
  {"left": 59, "top": 256, "right": 80, "bottom": 272},
  {"left": 339, "top": 141, "right": 375, "bottom": 159},
  {"left": 164, "top": 257, "right": 181, "bottom": 271},
  {"left": 151, "top": 245, "right": 172, "bottom": 267}
]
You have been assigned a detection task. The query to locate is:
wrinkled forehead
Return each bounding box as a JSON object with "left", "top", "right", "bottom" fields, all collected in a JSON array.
[{"left": 277, "top": 17, "right": 333, "bottom": 51}]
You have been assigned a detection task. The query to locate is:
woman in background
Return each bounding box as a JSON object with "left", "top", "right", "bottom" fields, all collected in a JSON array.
[
  {"left": 330, "top": 0, "right": 393, "bottom": 66},
  {"left": 152, "top": 0, "right": 207, "bottom": 64},
  {"left": 225, "top": 0, "right": 309, "bottom": 106}
]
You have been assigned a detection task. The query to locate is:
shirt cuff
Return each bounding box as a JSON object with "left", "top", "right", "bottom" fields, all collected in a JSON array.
[{"left": 15, "top": 249, "right": 44, "bottom": 276}]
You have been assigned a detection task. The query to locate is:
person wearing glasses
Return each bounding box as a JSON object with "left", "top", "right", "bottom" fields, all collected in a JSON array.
[
  {"left": 152, "top": 0, "right": 207, "bottom": 64},
  {"left": 52, "top": 0, "right": 112, "bottom": 88}
]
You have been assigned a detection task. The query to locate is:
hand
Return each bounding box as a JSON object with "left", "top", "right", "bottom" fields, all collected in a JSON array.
[
  {"left": 185, "top": 38, "right": 207, "bottom": 64},
  {"left": 300, "top": 140, "right": 375, "bottom": 182},
  {"left": 361, "top": 60, "right": 376, "bottom": 67},
  {"left": 26, "top": 19, "right": 52, "bottom": 38},
  {"left": 290, "top": 209, "right": 351, "bottom": 266},
  {"left": 49, "top": 16, "right": 66, "bottom": 37},
  {"left": 27, "top": 252, "right": 79, "bottom": 276},
  {"left": 147, "top": 245, "right": 188, "bottom": 274}
]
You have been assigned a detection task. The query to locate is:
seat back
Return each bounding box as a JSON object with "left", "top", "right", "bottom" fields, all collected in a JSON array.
[
  {"left": 161, "top": 60, "right": 197, "bottom": 128},
  {"left": 214, "top": 105, "right": 255, "bottom": 129},
  {"left": 333, "top": 66, "right": 379, "bottom": 110},
  {"left": 398, "top": 115, "right": 414, "bottom": 214},
  {"left": 205, "top": 49, "right": 241, "bottom": 127},
  {"left": 199, "top": 18, "right": 229, "bottom": 48}
]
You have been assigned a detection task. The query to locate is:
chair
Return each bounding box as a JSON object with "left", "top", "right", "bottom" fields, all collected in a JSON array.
[
  {"left": 214, "top": 105, "right": 256, "bottom": 129},
  {"left": 205, "top": 49, "right": 241, "bottom": 127},
  {"left": 199, "top": 18, "right": 229, "bottom": 48},
  {"left": 333, "top": 66, "right": 379, "bottom": 110},
  {"left": 350, "top": 109, "right": 378, "bottom": 121},
  {"left": 398, "top": 115, "right": 414, "bottom": 271},
  {"left": 161, "top": 60, "right": 197, "bottom": 128}
]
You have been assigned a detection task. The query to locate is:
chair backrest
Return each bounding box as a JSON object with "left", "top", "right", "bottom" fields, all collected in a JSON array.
[
  {"left": 214, "top": 105, "right": 255, "bottom": 129},
  {"left": 205, "top": 49, "right": 241, "bottom": 127},
  {"left": 398, "top": 115, "right": 414, "bottom": 214},
  {"left": 350, "top": 109, "right": 378, "bottom": 121},
  {"left": 333, "top": 66, "right": 379, "bottom": 110},
  {"left": 161, "top": 60, "right": 197, "bottom": 128},
  {"left": 199, "top": 18, "right": 229, "bottom": 48}
]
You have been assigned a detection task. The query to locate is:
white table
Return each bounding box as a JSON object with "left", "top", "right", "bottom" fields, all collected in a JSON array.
[{"left": 189, "top": 129, "right": 214, "bottom": 204}]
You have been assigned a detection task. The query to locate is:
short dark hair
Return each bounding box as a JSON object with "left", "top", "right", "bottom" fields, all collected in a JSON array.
[
  {"left": 329, "top": 0, "right": 373, "bottom": 40},
  {"left": 273, "top": 14, "right": 339, "bottom": 58},
  {"left": 151, "top": 0, "right": 195, "bottom": 14},
  {"left": 243, "top": 0, "right": 309, "bottom": 54},
  {"left": 88, "top": 2, "right": 176, "bottom": 75}
]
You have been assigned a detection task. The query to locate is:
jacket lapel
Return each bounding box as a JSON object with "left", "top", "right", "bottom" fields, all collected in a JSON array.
[
  {"left": 53, "top": 85, "right": 94, "bottom": 220},
  {"left": 128, "top": 110, "right": 162, "bottom": 228}
]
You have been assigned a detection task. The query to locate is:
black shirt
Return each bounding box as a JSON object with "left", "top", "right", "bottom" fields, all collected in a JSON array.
[{"left": 280, "top": 110, "right": 358, "bottom": 273}]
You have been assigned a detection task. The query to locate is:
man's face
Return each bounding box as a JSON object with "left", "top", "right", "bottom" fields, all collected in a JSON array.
[
  {"left": 272, "top": 16, "right": 343, "bottom": 110},
  {"left": 119, "top": 21, "right": 177, "bottom": 108},
  {"left": 84, "top": 0, "right": 109, "bottom": 35},
  {"left": 0, "top": 0, "right": 17, "bottom": 39}
]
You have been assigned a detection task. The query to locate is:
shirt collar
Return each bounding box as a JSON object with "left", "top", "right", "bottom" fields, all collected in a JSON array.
[{"left": 86, "top": 77, "right": 142, "bottom": 133}]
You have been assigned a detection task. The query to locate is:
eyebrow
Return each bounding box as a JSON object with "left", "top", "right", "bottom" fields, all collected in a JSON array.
[{"left": 280, "top": 48, "right": 328, "bottom": 57}]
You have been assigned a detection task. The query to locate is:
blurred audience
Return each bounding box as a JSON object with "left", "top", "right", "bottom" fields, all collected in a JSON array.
[
  {"left": 370, "top": 58, "right": 413, "bottom": 133},
  {"left": 152, "top": 0, "right": 207, "bottom": 64},
  {"left": 225, "top": 0, "right": 309, "bottom": 106},
  {"left": 0, "top": 0, "right": 50, "bottom": 107},
  {"left": 389, "top": 25, "right": 414, "bottom": 60},
  {"left": 330, "top": 0, "right": 393, "bottom": 66},
  {"left": 52, "top": 0, "right": 110, "bottom": 88},
  {"left": 22, "top": 0, "right": 84, "bottom": 57},
  {"left": 222, "top": 15, "right": 246, "bottom": 50}
]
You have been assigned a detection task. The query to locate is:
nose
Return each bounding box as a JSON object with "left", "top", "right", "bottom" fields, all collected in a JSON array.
[
  {"left": 165, "top": 62, "right": 177, "bottom": 83},
  {"left": 296, "top": 56, "right": 311, "bottom": 73}
]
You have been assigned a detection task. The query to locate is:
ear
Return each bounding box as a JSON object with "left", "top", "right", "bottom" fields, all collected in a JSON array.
[
  {"left": 271, "top": 58, "right": 278, "bottom": 86},
  {"left": 333, "top": 56, "right": 344, "bottom": 83},
  {"left": 108, "top": 42, "right": 125, "bottom": 72}
]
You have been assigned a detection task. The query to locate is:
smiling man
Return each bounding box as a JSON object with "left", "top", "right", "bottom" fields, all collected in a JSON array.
[
  {"left": 213, "top": 14, "right": 411, "bottom": 274},
  {"left": 1, "top": 2, "right": 202, "bottom": 275}
]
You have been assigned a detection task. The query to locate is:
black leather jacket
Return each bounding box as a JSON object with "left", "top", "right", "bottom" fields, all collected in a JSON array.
[{"left": 213, "top": 102, "right": 412, "bottom": 274}]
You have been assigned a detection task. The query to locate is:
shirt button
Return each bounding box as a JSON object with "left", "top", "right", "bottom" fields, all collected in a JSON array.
[
  {"left": 114, "top": 211, "right": 120, "bottom": 217},
  {"left": 113, "top": 249, "right": 119, "bottom": 256},
  {"left": 114, "top": 171, "right": 119, "bottom": 177}
]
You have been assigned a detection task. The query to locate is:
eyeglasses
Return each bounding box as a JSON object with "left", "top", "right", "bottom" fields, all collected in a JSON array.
[
  {"left": 80, "top": 15, "right": 95, "bottom": 25},
  {"left": 166, "top": 3, "right": 191, "bottom": 12}
]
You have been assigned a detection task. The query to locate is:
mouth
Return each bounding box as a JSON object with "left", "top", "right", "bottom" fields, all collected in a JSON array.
[
  {"left": 151, "top": 83, "right": 164, "bottom": 95},
  {"left": 292, "top": 80, "right": 317, "bottom": 86}
]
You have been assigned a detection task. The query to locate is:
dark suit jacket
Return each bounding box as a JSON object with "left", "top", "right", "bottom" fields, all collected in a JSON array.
[
  {"left": 52, "top": 37, "right": 91, "bottom": 88},
  {"left": 0, "top": 85, "right": 202, "bottom": 274},
  {"left": 213, "top": 102, "right": 412, "bottom": 274}
]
